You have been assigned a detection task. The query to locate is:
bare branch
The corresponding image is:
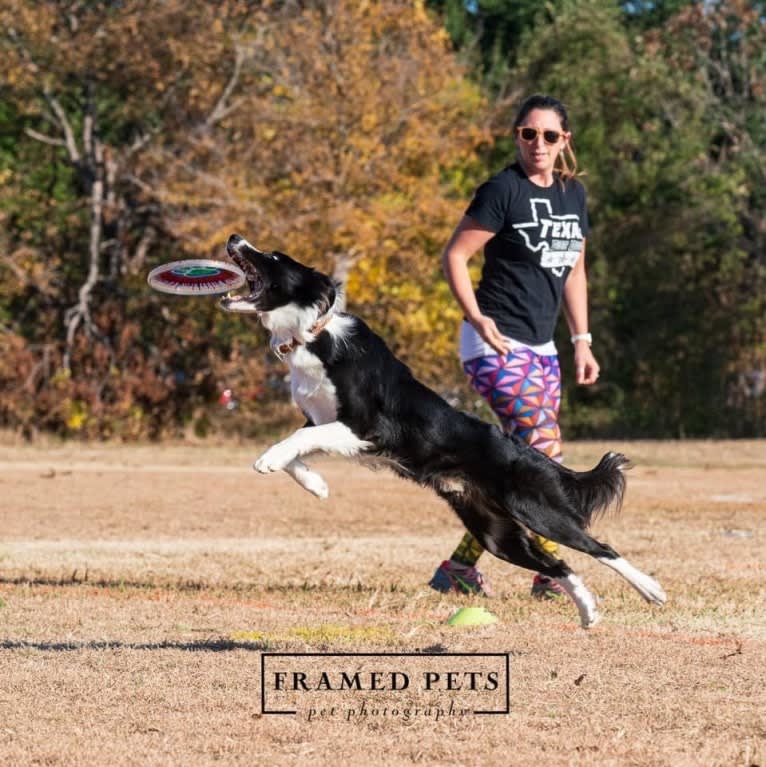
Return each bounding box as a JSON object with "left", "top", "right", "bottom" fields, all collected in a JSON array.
[
  {"left": 63, "top": 137, "right": 105, "bottom": 370},
  {"left": 43, "top": 89, "right": 81, "bottom": 164},
  {"left": 155, "top": 148, "right": 234, "bottom": 197},
  {"left": 24, "top": 128, "right": 67, "bottom": 147},
  {"left": 125, "top": 128, "right": 158, "bottom": 159},
  {"left": 23, "top": 344, "right": 54, "bottom": 394},
  {"left": 205, "top": 43, "right": 246, "bottom": 128},
  {"left": 130, "top": 226, "right": 156, "bottom": 272},
  {"left": 0, "top": 252, "right": 36, "bottom": 288},
  {"left": 7, "top": 26, "right": 81, "bottom": 162},
  {"left": 83, "top": 110, "right": 93, "bottom": 159},
  {"left": 105, "top": 147, "right": 117, "bottom": 208}
]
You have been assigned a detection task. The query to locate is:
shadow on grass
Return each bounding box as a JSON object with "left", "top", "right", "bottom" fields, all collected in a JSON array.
[
  {"left": 0, "top": 574, "right": 221, "bottom": 592},
  {"left": 0, "top": 574, "right": 403, "bottom": 595},
  {"left": 0, "top": 638, "right": 268, "bottom": 652}
]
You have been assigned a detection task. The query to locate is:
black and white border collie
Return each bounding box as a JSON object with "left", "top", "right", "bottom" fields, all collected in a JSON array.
[{"left": 219, "top": 233, "right": 666, "bottom": 628}]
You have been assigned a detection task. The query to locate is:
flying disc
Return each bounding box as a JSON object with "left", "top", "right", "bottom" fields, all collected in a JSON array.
[
  {"left": 445, "top": 607, "right": 498, "bottom": 626},
  {"left": 147, "top": 259, "right": 246, "bottom": 296}
]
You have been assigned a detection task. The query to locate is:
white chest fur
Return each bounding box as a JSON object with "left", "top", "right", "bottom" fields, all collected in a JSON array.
[{"left": 288, "top": 346, "right": 339, "bottom": 425}]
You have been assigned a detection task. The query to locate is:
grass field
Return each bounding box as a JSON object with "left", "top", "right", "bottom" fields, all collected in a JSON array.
[{"left": 0, "top": 439, "right": 764, "bottom": 766}]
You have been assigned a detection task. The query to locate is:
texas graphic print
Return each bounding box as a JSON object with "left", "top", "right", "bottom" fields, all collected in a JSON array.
[{"left": 512, "top": 198, "right": 584, "bottom": 276}]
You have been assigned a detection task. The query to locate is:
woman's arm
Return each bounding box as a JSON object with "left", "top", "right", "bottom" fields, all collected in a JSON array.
[
  {"left": 442, "top": 216, "right": 511, "bottom": 356},
  {"left": 562, "top": 240, "right": 600, "bottom": 385}
]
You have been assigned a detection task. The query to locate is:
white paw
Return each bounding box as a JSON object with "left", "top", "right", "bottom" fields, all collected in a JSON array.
[
  {"left": 302, "top": 472, "right": 329, "bottom": 500},
  {"left": 581, "top": 608, "right": 601, "bottom": 630},
  {"left": 254, "top": 445, "right": 295, "bottom": 473},
  {"left": 598, "top": 557, "right": 668, "bottom": 607},
  {"left": 641, "top": 577, "right": 667, "bottom": 606},
  {"left": 556, "top": 574, "right": 600, "bottom": 629},
  {"left": 623, "top": 567, "right": 667, "bottom": 606}
]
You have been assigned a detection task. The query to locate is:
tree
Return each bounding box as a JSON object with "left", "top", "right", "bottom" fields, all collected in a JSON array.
[
  {"left": 502, "top": 0, "right": 765, "bottom": 436},
  {"left": 134, "top": 0, "right": 493, "bottom": 378},
  {"left": 426, "top": 0, "right": 567, "bottom": 95},
  {"left": 621, "top": 0, "right": 694, "bottom": 30},
  {"left": 0, "top": 0, "right": 490, "bottom": 438},
  {"left": 0, "top": 0, "right": 267, "bottom": 437},
  {"left": 645, "top": 0, "right": 766, "bottom": 434}
]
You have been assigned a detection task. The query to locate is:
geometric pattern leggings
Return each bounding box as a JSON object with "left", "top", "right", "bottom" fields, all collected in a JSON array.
[
  {"left": 449, "top": 348, "right": 562, "bottom": 566},
  {"left": 464, "top": 348, "right": 562, "bottom": 460}
]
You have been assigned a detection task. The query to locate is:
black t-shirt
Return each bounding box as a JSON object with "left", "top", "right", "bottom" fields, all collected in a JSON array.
[{"left": 466, "top": 162, "right": 589, "bottom": 345}]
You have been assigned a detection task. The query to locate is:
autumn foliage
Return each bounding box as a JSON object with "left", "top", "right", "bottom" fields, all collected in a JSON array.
[
  {"left": 0, "top": 0, "right": 489, "bottom": 439},
  {"left": 1, "top": 0, "right": 764, "bottom": 439}
]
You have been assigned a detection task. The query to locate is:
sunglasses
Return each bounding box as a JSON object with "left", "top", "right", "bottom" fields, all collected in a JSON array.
[{"left": 515, "top": 126, "right": 565, "bottom": 145}]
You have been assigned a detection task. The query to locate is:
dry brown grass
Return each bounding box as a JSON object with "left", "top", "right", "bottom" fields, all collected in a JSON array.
[{"left": 0, "top": 440, "right": 764, "bottom": 766}]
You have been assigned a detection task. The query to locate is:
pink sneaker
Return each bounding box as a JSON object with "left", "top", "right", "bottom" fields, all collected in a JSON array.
[
  {"left": 530, "top": 573, "right": 566, "bottom": 599},
  {"left": 428, "top": 560, "right": 494, "bottom": 597}
]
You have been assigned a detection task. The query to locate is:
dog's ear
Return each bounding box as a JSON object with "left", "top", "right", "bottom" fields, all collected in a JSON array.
[
  {"left": 332, "top": 279, "right": 346, "bottom": 312},
  {"left": 315, "top": 273, "right": 338, "bottom": 317}
]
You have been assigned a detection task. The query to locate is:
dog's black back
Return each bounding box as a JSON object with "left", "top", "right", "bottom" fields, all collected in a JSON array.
[{"left": 308, "top": 312, "right": 625, "bottom": 537}]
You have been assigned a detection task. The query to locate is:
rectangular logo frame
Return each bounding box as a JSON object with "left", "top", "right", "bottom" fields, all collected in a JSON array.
[{"left": 260, "top": 651, "right": 511, "bottom": 716}]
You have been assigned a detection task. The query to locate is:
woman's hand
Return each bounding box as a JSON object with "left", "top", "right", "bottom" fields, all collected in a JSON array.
[
  {"left": 574, "top": 343, "right": 600, "bottom": 385},
  {"left": 472, "top": 314, "right": 512, "bottom": 356}
]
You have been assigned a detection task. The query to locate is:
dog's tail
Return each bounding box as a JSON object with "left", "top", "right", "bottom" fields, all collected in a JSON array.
[{"left": 559, "top": 451, "right": 631, "bottom": 528}]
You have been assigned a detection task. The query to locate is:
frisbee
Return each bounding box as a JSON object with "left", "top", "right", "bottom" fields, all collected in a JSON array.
[{"left": 147, "top": 259, "right": 246, "bottom": 296}]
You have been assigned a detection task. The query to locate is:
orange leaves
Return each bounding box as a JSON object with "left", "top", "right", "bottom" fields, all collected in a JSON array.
[
  {"left": 2, "top": 1, "right": 494, "bottom": 436},
  {"left": 151, "top": 0, "right": 491, "bottom": 308}
]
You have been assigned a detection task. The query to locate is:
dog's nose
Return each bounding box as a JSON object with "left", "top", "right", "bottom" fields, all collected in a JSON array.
[{"left": 227, "top": 234, "right": 243, "bottom": 248}]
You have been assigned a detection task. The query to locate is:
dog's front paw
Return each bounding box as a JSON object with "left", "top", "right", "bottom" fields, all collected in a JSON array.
[
  {"left": 301, "top": 471, "right": 329, "bottom": 500},
  {"left": 283, "top": 459, "right": 329, "bottom": 499},
  {"left": 254, "top": 444, "right": 295, "bottom": 473}
]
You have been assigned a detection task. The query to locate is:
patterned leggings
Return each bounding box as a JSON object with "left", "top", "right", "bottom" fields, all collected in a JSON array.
[
  {"left": 450, "top": 348, "right": 562, "bottom": 566},
  {"left": 464, "top": 348, "right": 562, "bottom": 460}
]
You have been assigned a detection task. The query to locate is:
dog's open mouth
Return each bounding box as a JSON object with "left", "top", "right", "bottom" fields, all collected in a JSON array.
[
  {"left": 240, "top": 272, "right": 264, "bottom": 301},
  {"left": 225, "top": 243, "right": 264, "bottom": 303}
]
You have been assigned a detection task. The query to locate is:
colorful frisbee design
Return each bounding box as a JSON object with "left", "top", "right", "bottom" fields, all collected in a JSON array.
[{"left": 147, "top": 259, "right": 246, "bottom": 296}]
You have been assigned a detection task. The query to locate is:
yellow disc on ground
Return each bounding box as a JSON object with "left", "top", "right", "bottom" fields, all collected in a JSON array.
[{"left": 445, "top": 607, "right": 498, "bottom": 626}]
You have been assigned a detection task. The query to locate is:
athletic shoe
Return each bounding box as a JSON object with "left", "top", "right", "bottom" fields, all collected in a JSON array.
[
  {"left": 428, "top": 560, "right": 494, "bottom": 597},
  {"left": 530, "top": 573, "right": 566, "bottom": 600}
]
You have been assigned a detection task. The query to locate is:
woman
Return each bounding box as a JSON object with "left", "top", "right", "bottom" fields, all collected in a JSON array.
[{"left": 429, "top": 94, "right": 600, "bottom": 599}]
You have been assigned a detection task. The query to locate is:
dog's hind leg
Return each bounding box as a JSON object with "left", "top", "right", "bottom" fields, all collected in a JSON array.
[
  {"left": 517, "top": 509, "right": 667, "bottom": 607},
  {"left": 441, "top": 494, "right": 600, "bottom": 628},
  {"left": 595, "top": 555, "right": 667, "bottom": 606},
  {"left": 283, "top": 458, "right": 329, "bottom": 499},
  {"left": 490, "top": 529, "right": 601, "bottom": 629}
]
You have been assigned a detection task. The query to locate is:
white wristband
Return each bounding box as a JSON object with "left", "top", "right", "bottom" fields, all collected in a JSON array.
[{"left": 570, "top": 332, "right": 592, "bottom": 346}]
